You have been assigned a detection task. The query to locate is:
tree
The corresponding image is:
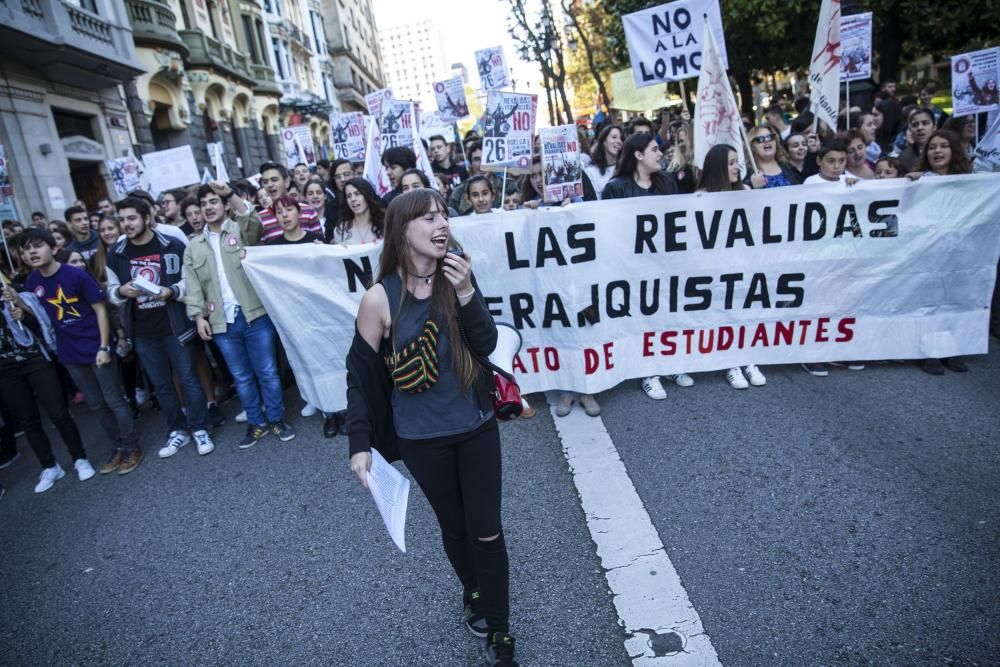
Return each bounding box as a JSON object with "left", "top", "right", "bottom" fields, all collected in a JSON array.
[
  {"left": 560, "top": 0, "right": 614, "bottom": 114},
  {"left": 505, "top": 0, "right": 575, "bottom": 125}
]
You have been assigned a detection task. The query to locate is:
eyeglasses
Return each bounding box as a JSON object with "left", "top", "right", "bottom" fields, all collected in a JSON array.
[{"left": 751, "top": 135, "right": 775, "bottom": 144}]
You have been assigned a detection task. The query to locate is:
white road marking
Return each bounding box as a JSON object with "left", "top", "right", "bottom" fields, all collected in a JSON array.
[{"left": 546, "top": 393, "right": 722, "bottom": 666}]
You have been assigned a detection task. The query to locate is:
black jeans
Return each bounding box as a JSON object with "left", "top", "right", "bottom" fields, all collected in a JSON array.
[
  {"left": 0, "top": 358, "right": 86, "bottom": 469},
  {"left": 398, "top": 419, "right": 510, "bottom": 633}
]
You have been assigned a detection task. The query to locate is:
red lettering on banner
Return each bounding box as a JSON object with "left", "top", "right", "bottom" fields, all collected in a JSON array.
[
  {"left": 512, "top": 354, "right": 527, "bottom": 374},
  {"left": 584, "top": 348, "right": 600, "bottom": 374},
  {"left": 660, "top": 331, "right": 677, "bottom": 355},
  {"left": 544, "top": 348, "right": 560, "bottom": 371},
  {"left": 642, "top": 331, "right": 655, "bottom": 357},
  {"left": 585, "top": 343, "right": 615, "bottom": 374},
  {"left": 815, "top": 317, "right": 830, "bottom": 342},
  {"left": 717, "top": 326, "right": 733, "bottom": 351},
  {"left": 750, "top": 323, "right": 769, "bottom": 347},
  {"left": 836, "top": 317, "right": 856, "bottom": 342},
  {"left": 512, "top": 111, "right": 531, "bottom": 132},
  {"left": 636, "top": 317, "right": 858, "bottom": 357},
  {"left": 524, "top": 347, "right": 542, "bottom": 372}
]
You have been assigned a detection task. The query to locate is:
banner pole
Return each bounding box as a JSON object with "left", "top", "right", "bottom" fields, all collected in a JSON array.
[
  {"left": 0, "top": 242, "right": 25, "bottom": 333},
  {"left": 458, "top": 123, "right": 469, "bottom": 166},
  {"left": 845, "top": 80, "right": 850, "bottom": 128},
  {"left": 740, "top": 124, "right": 759, "bottom": 175},
  {"left": 501, "top": 166, "right": 508, "bottom": 199},
  {"left": 679, "top": 79, "right": 688, "bottom": 113},
  {"left": 975, "top": 113, "right": 980, "bottom": 148}
]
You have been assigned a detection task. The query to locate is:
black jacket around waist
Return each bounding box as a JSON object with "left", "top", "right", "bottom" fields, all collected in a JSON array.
[{"left": 345, "top": 274, "right": 499, "bottom": 460}]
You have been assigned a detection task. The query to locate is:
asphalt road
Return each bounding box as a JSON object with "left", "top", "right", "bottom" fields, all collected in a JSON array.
[{"left": 2, "top": 341, "right": 998, "bottom": 666}]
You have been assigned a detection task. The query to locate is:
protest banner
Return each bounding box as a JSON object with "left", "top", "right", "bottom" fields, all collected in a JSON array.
[
  {"left": 539, "top": 125, "right": 583, "bottom": 203},
  {"left": 418, "top": 111, "right": 457, "bottom": 143},
  {"left": 106, "top": 155, "right": 142, "bottom": 196},
  {"left": 693, "top": 21, "right": 746, "bottom": 176},
  {"left": 208, "top": 142, "right": 229, "bottom": 182},
  {"left": 808, "top": 0, "right": 842, "bottom": 132},
  {"left": 329, "top": 111, "right": 367, "bottom": 161},
  {"left": 141, "top": 145, "right": 200, "bottom": 195},
  {"left": 951, "top": 47, "right": 1000, "bottom": 117},
  {"left": 840, "top": 12, "right": 872, "bottom": 82},
  {"left": 475, "top": 47, "right": 511, "bottom": 90},
  {"left": 280, "top": 125, "right": 317, "bottom": 168},
  {"left": 481, "top": 91, "right": 537, "bottom": 174},
  {"left": 434, "top": 77, "right": 470, "bottom": 121},
  {"left": 243, "top": 175, "right": 1000, "bottom": 412},
  {"left": 622, "top": 0, "right": 727, "bottom": 88},
  {"left": 365, "top": 87, "right": 394, "bottom": 117},
  {"left": 379, "top": 99, "right": 416, "bottom": 151}
]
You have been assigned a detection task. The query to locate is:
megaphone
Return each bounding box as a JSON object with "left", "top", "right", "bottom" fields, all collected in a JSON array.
[{"left": 487, "top": 323, "right": 523, "bottom": 421}]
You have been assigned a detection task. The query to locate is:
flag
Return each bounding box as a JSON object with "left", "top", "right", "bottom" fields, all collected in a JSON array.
[
  {"left": 200, "top": 167, "right": 213, "bottom": 185},
  {"left": 973, "top": 112, "right": 1000, "bottom": 173},
  {"left": 362, "top": 114, "right": 392, "bottom": 197},
  {"left": 808, "top": 0, "right": 842, "bottom": 132},
  {"left": 693, "top": 22, "right": 745, "bottom": 177},
  {"left": 413, "top": 115, "right": 441, "bottom": 192},
  {"left": 209, "top": 142, "right": 229, "bottom": 183}
]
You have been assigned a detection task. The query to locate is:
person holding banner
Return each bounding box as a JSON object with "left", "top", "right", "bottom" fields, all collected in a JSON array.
[
  {"left": 584, "top": 125, "right": 624, "bottom": 200},
  {"left": 347, "top": 189, "right": 519, "bottom": 666},
  {"left": 746, "top": 127, "right": 801, "bottom": 188},
  {"left": 303, "top": 178, "right": 336, "bottom": 242},
  {"left": 784, "top": 133, "right": 811, "bottom": 182},
  {"left": 844, "top": 131, "right": 875, "bottom": 179}
]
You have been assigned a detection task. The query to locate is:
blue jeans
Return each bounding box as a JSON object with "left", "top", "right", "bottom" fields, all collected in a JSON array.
[
  {"left": 134, "top": 334, "right": 209, "bottom": 435},
  {"left": 212, "top": 311, "right": 283, "bottom": 427}
]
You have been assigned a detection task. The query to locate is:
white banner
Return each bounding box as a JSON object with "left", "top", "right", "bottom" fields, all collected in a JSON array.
[
  {"left": 243, "top": 175, "right": 1000, "bottom": 412},
  {"left": 974, "top": 112, "right": 1000, "bottom": 172},
  {"left": 434, "top": 77, "right": 470, "bottom": 121},
  {"left": 482, "top": 91, "right": 537, "bottom": 174},
  {"left": 141, "top": 146, "right": 200, "bottom": 194},
  {"left": 475, "top": 46, "right": 511, "bottom": 90},
  {"left": 693, "top": 22, "right": 745, "bottom": 176},
  {"left": 951, "top": 47, "right": 1000, "bottom": 118},
  {"left": 330, "top": 111, "right": 367, "bottom": 161},
  {"left": 622, "top": 0, "right": 727, "bottom": 88},
  {"left": 840, "top": 12, "right": 872, "bottom": 82},
  {"left": 539, "top": 124, "right": 583, "bottom": 203},
  {"left": 808, "top": 0, "right": 842, "bottom": 131},
  {"left": 362, "top": 114, "right": 392, "bottom": 197}
]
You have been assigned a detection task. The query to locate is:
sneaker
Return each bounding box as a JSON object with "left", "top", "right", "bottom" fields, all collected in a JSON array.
[
  {"left": 554, "top": 393, "right": 574, "bottom": 417},
  {"left": 801, "top": 363, "right": 828, "bottom": 377},
  {"left": 462, "top": 590, "right": 489, "bottom": 638},
  {"left": 642, "top": 376, "right": 666, "bottom": 400},
  {"left": 271, "top": 422, "right": 296, "bottom": 442},
  {"left": 194, "top": 430, "right": 215, "bottom": 456},
  {"left": 74, "top": 458, "right": 96, "bottom": 481},
  {"left": 667, "top": 373, "right": 694, "bottom": 387},
  {"left": 235, "top": 410, "right": 248, "bottom": 423},
  {"left": 158, "top": 430, "right": 191, "bottom": 458},
  {"left": 942, "top": 357, "right": 968, "bottom": 373},
  {"left": 300, "top": 402, "right": 318, "bottom": 417},
  {"left": 323, "top": 413, "right": 341, "bottom": 438},
  {"left": 485, "top": 631, "right": 518, "bottom": 667},
  {"left": 100, "top": 449, "right": 123, "bottom": 474},
  {"left": 519, "top": 397, "right": 536, "bottom": 419},
  {"left": 239, "top": 424, "right": 269, "bottom": 450},
  {"left": 919, "top": 359, "right": 946, "bottom": 375},
  {"left": 0, "top": 450, "right": 19, "bottom": 470},
  {"left": 744, "top": 364, "right": 766, "bottom": 386},
  {"left": 34, "top": 464, "right": 65, "bottom": 493},
  {"left": 117, "top": 448, "right": 143, "bottom": 475},
  {"left": 579, "top": 394, "right": 601, "bottom": 417},
  {"left": 726, "top": 367, "right": 749, "bottom": 389},
  {"left": 208, "top": 401, "right": 226, "bottom": 428}
]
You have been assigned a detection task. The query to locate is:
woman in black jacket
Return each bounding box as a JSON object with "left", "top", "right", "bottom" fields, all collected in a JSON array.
[{"left": 346, "top": 189, "right": 518, "bottom": 667}]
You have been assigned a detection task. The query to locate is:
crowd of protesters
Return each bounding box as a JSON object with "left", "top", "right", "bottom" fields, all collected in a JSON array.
[{"left": 0, "top": 77, "right": 997, "bottom": 504}]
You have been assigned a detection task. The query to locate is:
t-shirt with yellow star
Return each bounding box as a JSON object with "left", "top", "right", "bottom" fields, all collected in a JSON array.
[{"left": 25, "top": 263, "right": 104, "bottom": 366}]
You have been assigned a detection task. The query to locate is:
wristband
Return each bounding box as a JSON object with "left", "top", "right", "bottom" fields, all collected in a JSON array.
[
  {"left": 98, "top": 346, "right": 112, "bottom": 353},
  {"left": 456, "top": 287, "right": 475, "bottom": 300}
]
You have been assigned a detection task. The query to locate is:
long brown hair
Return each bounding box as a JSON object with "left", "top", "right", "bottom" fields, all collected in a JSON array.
[
  {"left": 376, "top": 189, "right": 480, "bottom": 390},
  {"left": 918, "top": 129, "right": 971, "bottom": 175}
]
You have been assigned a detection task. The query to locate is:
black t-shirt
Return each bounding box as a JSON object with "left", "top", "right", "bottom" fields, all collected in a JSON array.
[
  {"left": 0, "top": 319, "right": 41, "bottom": 367},
  {"left": 123, "top": 237, "right": 171, "bottom": 338},
  {"left": 269, "top": 231, "right": 323, "bottom": 245},
  {"left": 432, "top": 162, "right": 469, "bottom": 188}
]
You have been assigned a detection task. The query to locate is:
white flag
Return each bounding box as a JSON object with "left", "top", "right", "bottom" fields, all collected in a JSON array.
[
  {"left": 209, "top": 142, "right": 229, "bottom": 183},
  {"left": 693, "top": 23, "right": 745, "bottom": 177},
  {"left": 200, "top": 167, "right": 213, "bottom": 185},
  {"left": 413, "top": 115, "right": 441, "bottom": 192},
  {"left": 973, "top": 112, "right": 1000, "bottom": 173},
  {"left": 362, "top": 114, "right": 392, "bottom": 197},
  {"left": 808, "top": 0, "right": 842, "bottom": 132}
]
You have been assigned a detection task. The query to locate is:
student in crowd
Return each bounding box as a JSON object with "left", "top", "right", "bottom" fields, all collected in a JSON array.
[
  {"left": 429, "top": 134, "right": 469, "bottom": 189},
  {"left": 380, "top": 147, "right": 418, "bottom": 207},
  {"left": 0, "top": 284, "right": 95, "bottom": 493},
  {"left": 183, "top": 182, "right": 295, "bottom": 448},
  {"left": 303, "top": 178, "right": 336, "bottom": 242},
  {"left": 122, "top": 189, "right": 191, "bottom": 247},
  {"left": 943, "top": 116, "right": 977, "bottom": 158},
  {"left": 315, "top": 159, "right": 333, "bottom": 193},
  {"left": 257, "top": 162, "right": 323, "bottom": 243},
  {"left": 269, "top": 195, "right": 324, "bottom": 245},
  {"left": 695, "top": 145, "right": 767, "bottom": 389},
  {"left": 31, "top": 211, "right": 48, "bottom": 226},
  {"left": 96, "top": 197, "right": 116, "bottom": 220},
  {"left": 789, "top": 115, "right": 821, "bottom": 179},
  {"left": 180, "top": 197, "right": 205, "bottom": 238},
  {"left": 347, "top": 188, "right": 519, "bottom": 667},
  {"left": 449, "top": 142, "right": 509, "bottom": 215},
  {"left": 87, "top": 211, "right": 102, "bottom": 231},
  {"left": 784, "top": 133, "right": 810, "bottom": 182},
  {"left": 747, "top": 126, "right": 801, "bottom": 188},
  {"left": 64, "top": 206, "right": 101, "bottom": 261},
  {"left": 844, "top": 130, "right": 875, "bottom": 179},
  {"left": 873, "top": 98, "right": 904, "bottom": 154},
  {"left": 326, "top": 158, "right": 356, "bottom": 233},
  {"left": 803, "top": 140, "right": 854, "bottom": 185},
  {"left": 895, "top": 108, "right": 935, "bottom": 172},
  {"left": 2, "top": 220, "right": 23, "bottom": 240},
  {"left": 576, "top": 125, "right": 592, "bottom": 168},
  {"left": 665, "top": 122, "right": 697, "bottom": 194},
  {"left": 332, "top": 178, "right": 384, "bottom": 246},
  {"left": 765, "top": 103, "right": 791, "bottom": 141},
  {"left": 106, "top": 197, "right": 216, "bottom": 459},
  {"left": 465, "top": 175, "right": 498, "bottom": 215},
  {"left": 584, "top": 124, "right": 624, "bottom": 199},
  {"left": 17, "top": 229, "right": 139, "bottom": 476},
  {"left": 503, "top": 191, "right": 522, "bottom": 211},
  {"left": 917, "top": 82, "right": 949, "bottom": 128},
  {"left": 48, "top": 222, "right": 72, "bottom": 251},
  {"left": 873, "top": 156, "right": 904, "bottom": 179},
  {"left": 399, "top": 168, "right": 462, "bottom": 217},
  {"left": 602, "top": 132, "right": 678, "bottom": 400},
  {"left": 292, "top": 163, "right": 311, "bottom": 192},
  {"left": 855, "top": 113, "right": 881, "bottom": 166},
  {"left": 626, "top": 117, "right": 653, "bottom": 137},
  {"left": 159, "top": 190, "right": 183, "bottom": 227}
]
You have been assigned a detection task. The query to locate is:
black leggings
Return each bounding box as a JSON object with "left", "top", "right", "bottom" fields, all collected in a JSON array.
[{"left": 398, "top": 419, "right": 510, "bottom": 633}]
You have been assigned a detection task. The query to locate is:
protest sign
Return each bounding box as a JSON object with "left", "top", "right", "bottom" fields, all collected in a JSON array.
[
  {"left": 622, "top": 0, "right": 727, "bottom": 88},
  {"left": 208, "top": 142, "right": 228, "bottom": 182},
  {"left": 379, "top": 99, "right": 416, "bottom": 151},
  {"left": 0, "top": 144, "right": 17, "bottom": 221},
  {"left": 280, "top": 125, "right": 317, "bottom": 168},
  {"left": 539, "top": 125, "right": 583, "bottom": 203},
  {"left": 329, "top": 111, "right": 367, "bottom": 161},
  {"left": 481, "top": 91, "right": 537, "bottom": 174},
  {"left": 418, "top": 111, "right": 457, "bottom": 143},
  {"left": 693, "top": 22, "right": 746, "bottom": 177},
  {"left": 840, "top": 12, "right": 872, "bottom": 82},
  {"left": 808, "top": 0, "right": 842, "bottom": 131},
  {"left": 106, "top": 155, "right": 142, "bottom": 196},
  {"left": 475, "top": 46, "right": 511, "bottom": 90},
  {"left": 951, "top": 47, "right": 1000, "bottom": 117},
  {"left": 362, "top": 115, "right": 392, "bottom": 197},
  {"left": 434, "top": 77, "right": 470, "bottom": 121},
  {"left": 141, "top": 145, "right": 200, "bottom": 195},
  {"left": 365, "top": 87, "right": 394, "bottom": 117},
  {"left": 243, "top": 175, "right": 1000, "bottom": 411},
  {"left": 973, "top": 112, "right": 1000, "bottom": 172}
]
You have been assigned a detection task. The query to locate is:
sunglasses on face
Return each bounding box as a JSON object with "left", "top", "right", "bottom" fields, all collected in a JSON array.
[{"left": 751, "top": 135, "right": 775, "bottom": 144}]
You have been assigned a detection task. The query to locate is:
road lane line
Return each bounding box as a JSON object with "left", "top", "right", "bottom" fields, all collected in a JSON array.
[{"left": 546, "top": 393, "right": 722, "bottom": 666}]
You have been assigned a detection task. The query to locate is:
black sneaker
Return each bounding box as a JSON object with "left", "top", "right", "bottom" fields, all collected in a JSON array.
[
  {"left": 463, "top": 590, "right": 488, "bottom": 638},
  {"left": 208, "top": 402, "right": 226, "bottom": 428},
  {"left": 271, "top": 421, "right": 296, "bottom": 442},
  {"left": 485, "top": 631, "right": 518, "bottom": 667},
  {"left": 0, "top": 450, "right": 19, "bottom": 470},
  {"left": 239, "top": 424, "right": 269, "bottom": 450},
  {"left": 942, "top": 357, "right": 968, "bottom": 373},
  {"left": 322, "top": 413, "right": 340, "bottom": 439},
  {"left": 919, "top": 359, "right": 946, "bottom": 375}
]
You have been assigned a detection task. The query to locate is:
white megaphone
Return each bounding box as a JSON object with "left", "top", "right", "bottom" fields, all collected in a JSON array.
[{"left": 487, "top": 323, "right": 523, "bottom": 421}]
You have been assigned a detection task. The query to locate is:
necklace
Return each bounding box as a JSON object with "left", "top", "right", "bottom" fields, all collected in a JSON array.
[{"left": 415, "top": 272, "right": 434, "bottom": 285}]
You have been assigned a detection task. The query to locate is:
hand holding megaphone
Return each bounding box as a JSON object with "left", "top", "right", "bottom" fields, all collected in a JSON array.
[{"left": 442, "top": 247, "right": 473, "bottom": 299}]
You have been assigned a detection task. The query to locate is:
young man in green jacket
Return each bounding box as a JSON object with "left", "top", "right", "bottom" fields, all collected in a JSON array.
[{"left": 182, "top": 181, "right": 295, "bottom": 449}]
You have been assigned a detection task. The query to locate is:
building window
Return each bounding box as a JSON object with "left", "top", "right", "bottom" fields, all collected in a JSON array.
[
  {"left": 242, "top": 15, "right": 259, "bottom": 63},
  {"left": 272, "top": 38, "right": 286, "bottom": 78},
  {"left": 310, "top": 11, "right": 325, "bottom": 55}
]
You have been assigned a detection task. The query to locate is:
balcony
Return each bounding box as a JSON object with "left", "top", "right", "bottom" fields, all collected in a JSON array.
[
  {"left": 0, "top": 0, "right": 144, "bottom": 89},
  {"left": 251, "top": 63, "right": 282, "bottom": 97},
  {"left": 179, "top": 29, "right": 253, "bottom": 85},
  {"left": 124, "top": 0, "right": 187, "bottom": 56}
]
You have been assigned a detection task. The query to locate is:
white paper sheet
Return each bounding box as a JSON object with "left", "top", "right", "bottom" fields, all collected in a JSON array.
[{"left": 366, "top": 449, "right": 410, "bottom": 553}]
